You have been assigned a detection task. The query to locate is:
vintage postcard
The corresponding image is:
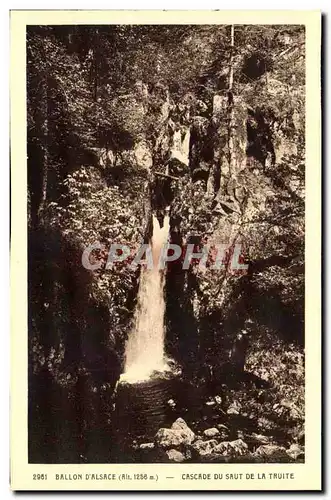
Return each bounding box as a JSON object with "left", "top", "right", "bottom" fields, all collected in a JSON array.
[{"left": 10, "top": 10, "right": 321, "bottom": 491}]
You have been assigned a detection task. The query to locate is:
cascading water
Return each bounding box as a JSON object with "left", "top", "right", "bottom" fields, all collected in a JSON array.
[{"left": 121, "top": 211, "right": 170, "bottom": 383}]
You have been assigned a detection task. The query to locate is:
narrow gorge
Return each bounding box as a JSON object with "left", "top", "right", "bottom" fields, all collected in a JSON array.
[{"left": 27, "top": 24, "right": 305, "bottom": 464}]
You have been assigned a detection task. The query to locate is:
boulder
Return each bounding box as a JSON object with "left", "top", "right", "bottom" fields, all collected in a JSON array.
[
  {"left": 255, "top": 444, "right": 287, "bottom": 457},
  {"left": 192, "top": 438, "right": 249, "bottom": 460},
  {"left": 286, "top": 443, "right": 305, "bottom": 460},
  {"left": 155, "top": 418, "right": 195, "bottom": 449},
  {"left": 205, "top": 400, "right": 216, "bottom": 407},
  {"left": 214, "top": 441, "right": 233, "bottom": 456},
  {"left": 217, "top": 424, "right": 230, "bottom": 440},
  {"left": 139, "top": 442, "right": 155, "bottom": 450},
  {"left": 192, "top": 439, "right": 218, "bottom": 457},
  {"left": 155, "top": 428, "right": 184, "bottom": 449},
  {"left": 250, "top": 433, "right": 270, "bottom": 445},
  {"left": 203, "top": 428, "right": 220, "bottom": 439},
  {"left": 217, "top": 424, "right": 229, "bottom": 431},
  {"left": 171, "top": 418, "right": 195, "bottom": 443},
  {"left": 214, "top": 439, "right": 248, "bottom": 457},
  {"left": 229, "top": 439, "right": 249, "bottom": 456},
  {"left": 166, "top": 449, "right": 186, "bottom": 463}
]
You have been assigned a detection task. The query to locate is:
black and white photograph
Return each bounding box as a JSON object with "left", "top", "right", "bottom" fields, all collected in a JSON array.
[
  {"left": 9, "top": 10, "right": 322, "bottom": 491},
  {"left": 26, "top": 22, "right": 307, "bottom": 465}
]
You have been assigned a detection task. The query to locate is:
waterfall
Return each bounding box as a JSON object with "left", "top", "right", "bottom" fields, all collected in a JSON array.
[
  {"left": 121, "top": 212, "right": 170, "bottom": 383},
  {"left": 170, "top": 128, "right": 190, "bottom": 166}
]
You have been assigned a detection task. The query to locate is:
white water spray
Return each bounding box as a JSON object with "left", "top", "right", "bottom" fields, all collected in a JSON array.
[{"left": 121, "top": 211, "right": 170, "bottom": 383}]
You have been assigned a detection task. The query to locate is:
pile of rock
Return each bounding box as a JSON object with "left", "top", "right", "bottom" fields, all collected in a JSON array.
[{"left": 138, "top": 418, "right": 305, "bottom": 463}]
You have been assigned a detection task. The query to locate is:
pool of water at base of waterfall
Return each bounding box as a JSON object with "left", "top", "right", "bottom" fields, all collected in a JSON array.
[
  {"left": 61, "top": 372, "right": 252, "bottom": 464},
  {"left": 108, "top": 375, "right": 216, "bottom": 463}
]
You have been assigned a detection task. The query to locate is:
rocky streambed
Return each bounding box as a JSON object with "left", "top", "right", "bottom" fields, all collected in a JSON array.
[
  {"left": 110, "top": 374, "right": 305, "bottom": 464},
  {"left": 136, "top": 418, "right": 305, "bottom": 463}
]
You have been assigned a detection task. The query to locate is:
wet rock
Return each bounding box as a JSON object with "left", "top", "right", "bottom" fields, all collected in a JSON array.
[
  {"left": 286, "top": 443, "right": 305, "bottom": 460},
  {"left": 170, "top": 128, "right": 190, "bottom": 167},
  {"left": 250, "top": 433, "right": 270, "bottom": 445},
  {"left": 217, "top": 424, "right": 230, "bottom": 440},
  {"left": 155, "top": 418, "right": 195, "bottom": 449},
  {"left": 192, "top": 438, "right": 249, "bottom": 460},
  {"left": 166, "top": 449, "right": 186, "bottom": 463},
  {"left": 205, "top": 400, "right": 216, "bottom": 407},
  {"left": 203, "top": 428, "right": 220, "bottom": 438},
  {"left": 217, "top": 424, "right": 229, "bottom": 431},
  {"left": 255, "top": 444, "right": 287, "bottom": 457},
  {"left": 171, "top": 418, "right": 195, "bottom": 443},
  {"left": 215, "top": 439, "right": 248, "bottom": 457},
  {"left": 155, "top": 428, "right": 184, "bottom": 449},
  {"left": 139, "top": 442, "right": 155, "bottom": 450},
  {"left": 192, "top": 439, "right": 218, "bottom": 457},
  {"left": 229, "top": 439, "right": 249, "bottom": 456},
  {"left": 214, "top": 441, "right": 232, "bottom": 456}
]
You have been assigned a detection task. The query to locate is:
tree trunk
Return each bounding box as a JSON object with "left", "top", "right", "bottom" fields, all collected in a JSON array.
[
  {"left": 207, "top": 163, "right": 219, "bottom": 196},
  {"left": 228, "top": 24, "right": 236, "bottom": 179},
  {"left": 37, "top": 76, "right": 49, "bottom": 226}
]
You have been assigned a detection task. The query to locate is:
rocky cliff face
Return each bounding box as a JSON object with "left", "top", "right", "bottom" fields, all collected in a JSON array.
[
  {"left": 28, "top": 24, "right": 305, "bottom": 462},
  {"left": 29, "top": 70, "right": 304, "bottom": 385},
  {"left": 31, "top": 77, "right": 303, "bottom": 387}
]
